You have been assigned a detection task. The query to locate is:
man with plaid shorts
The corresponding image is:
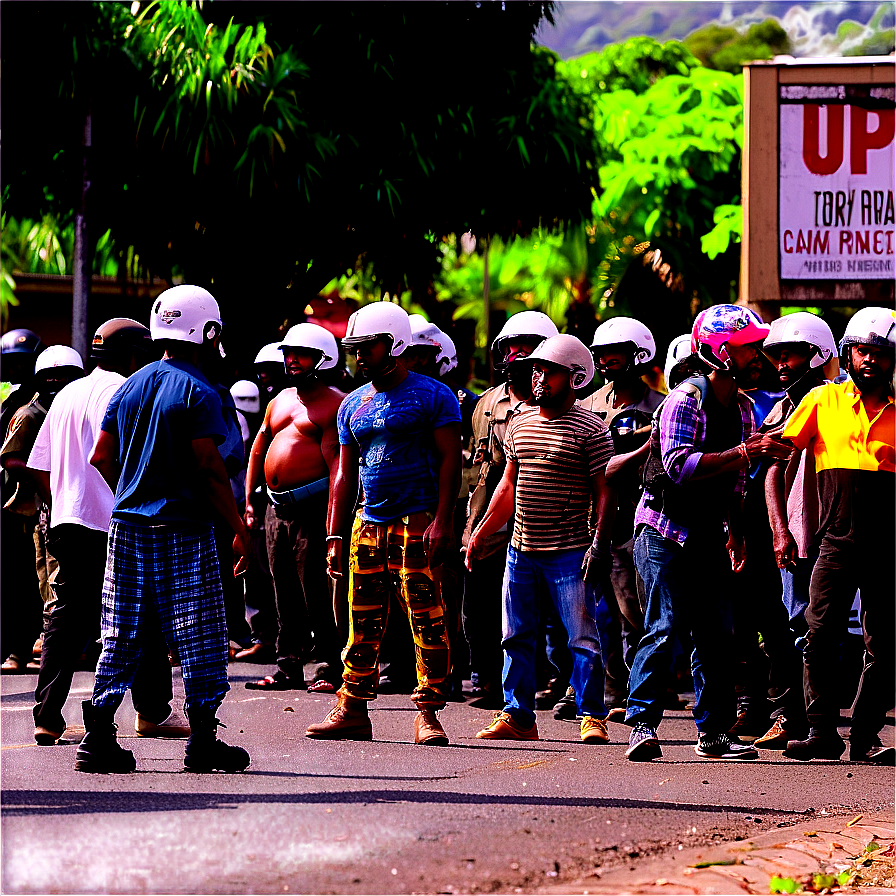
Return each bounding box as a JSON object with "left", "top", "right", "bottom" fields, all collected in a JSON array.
[
  {"left": 76, "top": 285, "right": 251, "bottom": 774},
  {"left": 305, "top": 302, "right": 461, "bottom": 746}
]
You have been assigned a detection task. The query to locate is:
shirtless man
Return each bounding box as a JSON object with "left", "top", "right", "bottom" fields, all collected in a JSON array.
[{"left": 244, "top": 323, "right": 346, "bottom": 692}]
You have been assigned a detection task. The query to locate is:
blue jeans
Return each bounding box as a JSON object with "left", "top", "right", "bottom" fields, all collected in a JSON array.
[
  {"left": 626, "top": 525, "right": 735, "bottom": 734},
  {"left": 501, "top": 546, "right": 606, "bottom": 727}
]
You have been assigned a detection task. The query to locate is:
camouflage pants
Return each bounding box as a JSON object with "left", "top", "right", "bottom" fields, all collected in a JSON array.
[{"left": 339, "top": 510, "right": 450, "bottom": 708}]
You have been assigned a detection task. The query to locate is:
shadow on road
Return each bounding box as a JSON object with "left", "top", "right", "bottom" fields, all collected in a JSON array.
[{"left": 1, "top": 787, "right": 797, "bottom": 818}]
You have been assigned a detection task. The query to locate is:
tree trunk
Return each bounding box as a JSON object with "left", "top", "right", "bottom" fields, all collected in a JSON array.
[{"left": 71, "top": 106, "right": 92, "bottom": 361}]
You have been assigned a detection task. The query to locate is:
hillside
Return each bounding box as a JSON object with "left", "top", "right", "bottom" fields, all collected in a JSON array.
[{"left": 536, "top": 1, "right": 895, "bottom": 60}]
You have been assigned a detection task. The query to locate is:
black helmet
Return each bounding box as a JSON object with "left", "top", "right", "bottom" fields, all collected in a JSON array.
[
  {"left": 1, "top": 328, "right": 43, "bottom": 356},
  {"left": 91, "top": 318, "right": 152, "bottom": 362}
]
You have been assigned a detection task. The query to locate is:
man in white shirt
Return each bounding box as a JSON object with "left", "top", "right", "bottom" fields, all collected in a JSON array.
[{"left": 27, "top": 318, "right": 185, "bottom": 745}]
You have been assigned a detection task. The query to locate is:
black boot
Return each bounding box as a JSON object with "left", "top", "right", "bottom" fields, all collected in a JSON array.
[
  {"left": 74, "top": 700, "right": 136, "bottom": 773},
  {"left": 184, "top": 705, "right": 250, "bottom": 772}
]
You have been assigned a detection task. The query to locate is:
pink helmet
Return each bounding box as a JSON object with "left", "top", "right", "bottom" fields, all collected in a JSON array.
[{"left": 691, "top": 304, "right": 770, "bottom": 371}]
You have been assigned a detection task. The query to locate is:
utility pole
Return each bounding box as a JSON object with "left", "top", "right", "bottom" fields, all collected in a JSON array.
[{"left": 71, "top": 105, "right": 92, "bottom": 360}]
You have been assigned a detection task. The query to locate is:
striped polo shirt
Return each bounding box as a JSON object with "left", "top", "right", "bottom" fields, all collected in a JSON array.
[{"left": 504, "top": 404, "right": 614, "bottom": 552}]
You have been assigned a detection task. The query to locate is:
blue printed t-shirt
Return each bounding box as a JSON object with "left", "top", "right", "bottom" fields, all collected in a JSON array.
[
  {"left": 101, "top": 359, "right": 227, "bottom": 526},
  {"left": 337, "top": 371, "right": 461, "bottom": 524}
]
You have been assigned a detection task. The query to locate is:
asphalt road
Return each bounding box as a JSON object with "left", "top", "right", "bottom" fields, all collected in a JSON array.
[{"left": 2, "top": 668, "right": 893, "bottom": 895}]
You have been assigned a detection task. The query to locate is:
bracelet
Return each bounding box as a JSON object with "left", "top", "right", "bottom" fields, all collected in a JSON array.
[
  {"left": 737, "top": 442, "right": 750, "bottom": 466},
  {"left": 325, "top": 535, "right": 343, "bottom": 543}
]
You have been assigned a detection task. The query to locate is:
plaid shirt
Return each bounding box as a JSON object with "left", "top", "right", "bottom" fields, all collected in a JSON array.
[{"left": 634, "top": 383, "right": 755, "bottom": 545}]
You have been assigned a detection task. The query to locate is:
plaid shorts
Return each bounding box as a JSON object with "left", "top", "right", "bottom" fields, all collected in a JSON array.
[{"left": 92, "top": 520, "right": 229, "bottom": 713}]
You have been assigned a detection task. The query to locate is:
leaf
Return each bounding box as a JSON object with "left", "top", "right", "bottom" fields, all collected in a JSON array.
[{"left": 769, "top": 876, "right": 800, "bottom": 894}]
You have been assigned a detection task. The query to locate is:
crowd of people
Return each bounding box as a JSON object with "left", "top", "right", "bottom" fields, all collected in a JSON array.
[{"left": 1, "top": 287, "right": 893, "bottom": 773}]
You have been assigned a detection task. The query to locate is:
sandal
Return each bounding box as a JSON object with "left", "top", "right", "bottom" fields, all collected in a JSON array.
[
  {"left": 1, "top": 656, "right": 26, "bottom": 674},
  {"left": 245, "top": 671, "right": 305, "bottom": 691},
  {"left": 307, "top": 679, "right": 336, "bottom": 694}
]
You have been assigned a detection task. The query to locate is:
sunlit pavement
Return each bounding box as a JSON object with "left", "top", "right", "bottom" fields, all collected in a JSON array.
[{"left": 2, "top": 666, "right": 893, "bottom": 895}]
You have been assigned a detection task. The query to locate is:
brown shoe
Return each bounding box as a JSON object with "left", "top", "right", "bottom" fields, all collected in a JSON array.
[
  {"left": 305, "top": 694, "right": 372, "bottom": 741},
  {"left": 581, "top": 716, "right": 610, "bottom": 744},
  {"left": 754, "top": 717, "right": 791, "bottom": 750},
  {"left": 34, "top": 725, "right": 63, "bottom": 745},
  {"left": 475, "top": 712, "right": 538, "bottom": 740},
  {"left": 415, "top": 709, "right": 449, "bottom": 746}
]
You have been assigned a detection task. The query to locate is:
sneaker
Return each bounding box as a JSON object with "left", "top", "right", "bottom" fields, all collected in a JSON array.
[
  {"left": 695, "top": 732, "right": 758, "bottom": 760},
  {"left": 475, "top": 712, "right": 539, "bottom": 740},
  {"left": 581, "top": 716, "right": 609, "bottom": 744},
  {"left": 552, "top": 687, "right": 579, "bottom": 721},
  {"left": 754, "top": 717, "right": 795, "bottom": 750},
  {"left": 625, "top": 723, "right": 662, "bottom": 761},
  {"left": 728, "top": 705, "right": 771, "bottom": 743},
  {"left": 849, "top": 736, "right": 895, "bottom": 765},
  {"left": 135, "top": 709, "right": 191, "bottom": 738},
  {"left": 782, "top": 733, "right": 845, "bottom": 761}
]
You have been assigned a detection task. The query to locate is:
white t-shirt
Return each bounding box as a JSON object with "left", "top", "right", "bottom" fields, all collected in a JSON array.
[{"left": 28, "top": 367, "right": 125, "bottom": 532}]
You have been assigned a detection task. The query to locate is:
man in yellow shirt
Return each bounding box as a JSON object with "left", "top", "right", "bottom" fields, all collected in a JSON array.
[{"left": 779, "top": 307, "right": 895, "bottom": 764}]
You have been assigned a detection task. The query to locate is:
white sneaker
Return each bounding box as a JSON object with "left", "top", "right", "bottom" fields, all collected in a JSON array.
[{"left": 135, "top": 708, "right": 191, "bottom": 738}]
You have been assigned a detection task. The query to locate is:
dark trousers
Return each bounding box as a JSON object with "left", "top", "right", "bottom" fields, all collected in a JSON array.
[
  {"left": 34, "top": 524, "right": 173, "bottom": 733},
  {"left": 804, "top": 526, "right": 895, "bottom": 741},
  {"left": 1, "top": 508, "right": 44, "bottom": 663},
  {"left": 461, "top": 545, "right": 506, "bottom": 690},
  {"left": 602, "top": 540, "right": 645, "bottom": 705},
  {"left": 731, "top": 487, "right": 807, "bottom": 733},
  {"left": 213, "top": 517, "right": 253, "bottom": 648},
  {"left": 265, "top": 493, "right": 340, "bottom": 682}
]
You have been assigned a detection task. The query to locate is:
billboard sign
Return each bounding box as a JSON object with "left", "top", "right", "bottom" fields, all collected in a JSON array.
[{"left": 779, "top": 85, "right": 895, "bottom": 280}]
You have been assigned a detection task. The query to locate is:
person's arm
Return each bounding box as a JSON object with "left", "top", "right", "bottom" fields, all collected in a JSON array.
[
  {"left": 465, "top": 457, "right": 517, "bottom": 569},
  {"left": 243, "top": 402, "right": 274, "bottom": 530},
  {"left": 192, "top": 436, "right": 250, "bottom": 574},
  {"left": 27, "top": 467, "right": 52, "bottom": 507},
  {"left": 582, "top": 467, "right": 617, "bottom": 583},
  {"left": 693, "top": 431, "right": 792, "bottom": 479},
  {"left": 765, "top": 457, "right": 797, "bottom": 570},
  {"left": 604, "top": 438, "right": 650, "bottom": 490},
  {"left": 423, "top": 422, "right": 462, "bottom": 568},
  {"left": 90, "top": 429, "right": 122, "bottom": 492},
  {"left": 325, "top": 443, "right": 360, "bottom": 579}
]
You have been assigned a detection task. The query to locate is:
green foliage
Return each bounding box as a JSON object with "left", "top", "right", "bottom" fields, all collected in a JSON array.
[
  {"left": 557, "top": 37, "right": 699, "bottom": 98},
  {"left": 701, "top": 204, "right": 743, "bottom": 259},
  {"left": 844, "top": 28, "right": 896, "bottom": 56},
  {"left": 593, "top": 66, "right": 743, "bottom": 282},
  {"left": 685, "top": 18, "right": 791, "bottom": 72}
]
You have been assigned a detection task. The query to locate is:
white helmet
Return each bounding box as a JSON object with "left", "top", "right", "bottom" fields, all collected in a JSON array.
[
  {"left": 34, "top": 345, "right": 84, "bottom": 375},
  {"left": 663, "top": 334, "right": 692, "bottom": 387},
  {"left": 150, "top": 284, "right": 222, "bottom": 345},
  {"left": 408, "top": 314, "right": 441, "bottom": 348},
  {"left": 279, "top": 322, "right": 339, "bottom": 370},
  {"left": 230, "top": 379, "right": 260, "bottom": 415},
  {"left": 254, "top": 342, "right": 284, "bottom": 365},
  {"left": 491, "top": 310, "right": 559, "bottom": 367},
  {"left": 764, "top": 312, "right": 837, "bottom": 369},
  {"left": 528, "top": 334, "right": 594, "bottom": 390},
  {"left": 591, "top": 317, "right": 656, "bottom": 365},
  {"left": 839, "top": 307, "right": 896, "bottom": 364},
  {"left": 342, "top": 302, "right": 411, "bottom": 356},
  {"left": 434, "top": 330, "right": 458, "bottom": 375}
]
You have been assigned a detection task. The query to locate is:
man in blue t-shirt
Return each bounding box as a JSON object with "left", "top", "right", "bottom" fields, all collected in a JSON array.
[
  {"left": 76, "top": 286, "right": 252, "bottom": 775},
  {"left": 306, "top": 302, "right": 461, "bottom": 747}
]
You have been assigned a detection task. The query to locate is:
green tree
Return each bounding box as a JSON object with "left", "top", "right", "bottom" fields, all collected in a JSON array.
[
  {"left": 2, "top": 1, "right": 598, "bottom": 355},
  {"left": 685, "top": 19, "right": 792, "bottom": 73}
]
